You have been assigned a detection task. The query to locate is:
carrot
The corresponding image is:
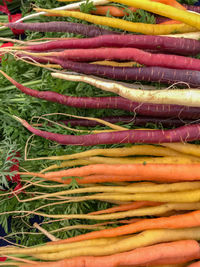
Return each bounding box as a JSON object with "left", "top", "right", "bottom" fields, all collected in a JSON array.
[
  {"left": 50, "top": 209, "right": 200, "bottom": 244},
  {"left": 52, "top": 73, "right": 200, "bottom": 106},
  {"left": 89, "top": 201, "right": 161, "bottom": 215},
  {"left": 11, "top": 227, "right": 200, "bottom": 260},
  {"left": 13, "top": 115, "right": 200, "bottom": 146},
  {"left": 18, "top": 240, "right": 200, "bottom": 267},
  {"left": 30, "top": 144, "right": 187, "bottom": 162},
  {"left": 160, "top": 20, "right": 181, "bottom": 24},
  {"left": 70, "top": 188, "right": 200, "bottom": 203},
  {"left": 187, "top": 261, "right": 200, "bottom": 267},
  {"left": 162, "top": 143, "right": 200, "bottom": 158},
  {"left": 91, "top": 5, "right": 137, "bottom": 16},
  {"left": 153, "top": 0, "right": 186, "bottom": 10},
  {"left": 91, "top": 61, "right": 140, "bottom": 67},
  {"left": 109, "top": 0, "right": 200, "bottom": 29},
  {"left": 18, "top": 164, "right": 200, "bottom": 181},
  {"left": 60, "top": 116, "right": 195, "bottom": 128},
  {"left": 4, "top": 21, "right": 117, "bottom": 37},
  {"left": 42, "top": 156, "right": 200, "bottom": 172},
  {"left": 36, "top": 47, "right": 200, "bottom": 71},
  {"left": 3, "top": 70, "right": 199, "bottom": 120},
  {"left": 12, "top": 34, "right": 200, "bottom": 56},
  {"left": 35, "top": 8, "right": 198, "bottom": 35}
]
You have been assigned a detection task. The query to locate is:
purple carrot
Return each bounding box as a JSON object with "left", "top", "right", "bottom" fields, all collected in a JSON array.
[
  {"left": 47, "top": 58, "right": 200, "bottom": 88},
  {"left": 14, "top": 116, "right": 200, "bottom": 145},
  {"left": 183, "top": 4, "right": 200, "bottom": 13},
  {"left": 1, "top": 70, "right": 200, "bottom": 120},
  {"left": 46, "top": 47, "right": 200, "bottom": 71},
  {"left": 61, "top": 116, "right": 195, "bottom": 128},
  {"left": 5, "top": 22, "right": 117, "bottom": 37},
  {"left": 14, "top": 34, "right": 200, "bottom": 56}
]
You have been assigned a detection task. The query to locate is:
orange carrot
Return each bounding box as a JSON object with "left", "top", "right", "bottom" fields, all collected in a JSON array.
[
  {"left": 187, "top": 261, "right": 200, "bottom": 267},
  {"left": 151, "top": 0, "right": 186, "bottom": 10},
  {"left": 91, "top": 5, "right": 137, "bottom": 16},
  {"left": 89, "top": 201, "right": 161, "bottom": 215},
  {"left": 160, "top": 20, "right": 181, "bottom": 24},
  {"left": 48, "top": 210, "right": 200, "bottom": 245},
  {"left": 20, "top": 240, "right": 200, "bottom": 267},
  {"left": 19, "top": 164, "right": 200, "bottom": 182}
]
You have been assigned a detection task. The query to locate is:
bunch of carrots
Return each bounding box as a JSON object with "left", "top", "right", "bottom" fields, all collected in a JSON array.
[{"left": 1, "top": 0, "right": 200, "bottom": 266}]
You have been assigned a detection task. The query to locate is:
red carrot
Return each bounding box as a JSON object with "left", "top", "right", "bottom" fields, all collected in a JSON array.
[
  {"left": 1, "top": 70, "right": 200, "bottom": 120},
  {"left": 45, "top": 59, "right": 200, "bottom": 87},
  {"left": 89, "top": 201, "right": 161, "bottom": 215},
  {"left": 13, "top": 116, "right": 200, "bottom": 145},
  {"left": 5, "top": 21, "right": 117, "bottom": 38},
  {"left": 44, "top": 47, "right": 200, "bottom": 71},
  {"left": 20, "top": 240, "right": 200, "bottom": 267},
  {"left": 49, "top": 210, "right": 200, "bottom": 245},
  {"left": 0, "top": 42, "right": 13, "bottom": 61},
  {"left": 12, "top": 34, "right": 200, "bottom": 56}
]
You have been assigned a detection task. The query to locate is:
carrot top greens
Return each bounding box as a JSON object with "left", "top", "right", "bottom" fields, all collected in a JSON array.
[{"left": 0, "top": 0, "right": 199, "bottom": 251}]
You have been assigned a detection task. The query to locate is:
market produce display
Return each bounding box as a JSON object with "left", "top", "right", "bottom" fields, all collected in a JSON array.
[{"left": 1, "top": 0, "right": 200, "bottom": 266}]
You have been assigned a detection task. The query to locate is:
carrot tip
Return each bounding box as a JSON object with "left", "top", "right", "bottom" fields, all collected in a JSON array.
[{"left": 13, "top": 115, "right": 25, "bottom": 125}]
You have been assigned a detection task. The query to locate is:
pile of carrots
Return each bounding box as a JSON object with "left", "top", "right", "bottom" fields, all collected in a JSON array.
[{"left": 1, "top": 0, "right": 200, "bottom": 266}]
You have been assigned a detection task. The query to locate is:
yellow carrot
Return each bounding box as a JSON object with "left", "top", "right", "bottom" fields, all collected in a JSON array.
[
  {"left": 27, "top": 145, "right": 186, "bottom": 161},
  {"left": 162, "top": 143, "right": 200, "bottom": 158},
  {"left": 14, "top": 227, "right": 200, "bottom": 260},
  {"left": 34, "top": 8, "right": 198, "bottom": 35},
  {"left": 41, "top": 156, "right": 200, "bottom": 172},
  {"left": 91, "top": 61, "right": 141, "bottom": 67},
  {"left": 16, "top": 202, "right": 200, "bottom": 220},
  {"left": 109, "top": 0, "right": 200, "bottom": 30}
]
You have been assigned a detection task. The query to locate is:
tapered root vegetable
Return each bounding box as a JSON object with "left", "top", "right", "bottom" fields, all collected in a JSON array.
[
  {"left": 38, "top": 48, "right": 200, "bottom": 71},
  {"left": 73, "top": 188, "right": 200, "bottom": 203},
  {"left": 52, "top": 73, "right": 200, "bottom": 106},
  {"left": 16, "top": 240, "right": 200, "bottom": 267},
  {"left": 11, "top": 203, "right": 200, "bottom": 220},
  {"left": 61, "top": 116, "right": 197, "bottom": 128},
  {"left": 13, "top": 115, "right": 200, "bottom": 146},
  {"left": 187, "top": 261, "right": 200, "bottom": 267},
  {"left": 89, "top": 201, "right": 161, "bottom": 215},
  {"left": 109, "top": 0, "right": 200, "bottom": 29},
  {"left": 27, "top": 145, "right": 196, "bottom": 161},
  {"left": 0, "top": 236, "right": 124, "bottom": 255},
  {"left": 19, "top": 164, "right": 200, "bottom": 181},
  {"left": 60, "top": 116, "right": 195, "bottom": 128},
  {"left": 90, "top": 5, "right": 137, "bottom": 16},
  {"left": 11, "top": 227, "right": 200, "bottom": 260},
  {"left": 11, "top": 34, "right": 200, "bottom": 56},
  {"left": 43, "top": 156, "right": 200, "bottom": 172},
  {"left": 162, "top": 143, "right": 200, "bottom": 157},
  {"left": 4, "top": 22, "right": 117, "bottom": 37},
  {"left": 2, "top": 70, "right": 200, "bottom": 120},
  {"left": 50, "top": 210, "right": 200, "bottom": 245},
  {"left": 35, "top": 8, "right": 198, "bottom": 35}
]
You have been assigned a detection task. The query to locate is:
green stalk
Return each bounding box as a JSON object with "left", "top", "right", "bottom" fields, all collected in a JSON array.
[{"left": 0, "top": 80, "right": 42, "bottom": 92}]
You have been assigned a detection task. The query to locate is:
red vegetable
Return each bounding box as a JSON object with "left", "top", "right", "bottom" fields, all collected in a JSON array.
[
  {"left": 14, "top": 116, "right": 200, "bottom": 145},
  {"left": 45, "top": 47, "right": 200, "bottom": 71},
  {"left": 1, "top": 70, "right": 200, "bottom": 120},
  {"left": 12, "top": 34, "right": 200, "bottom": 56}
]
